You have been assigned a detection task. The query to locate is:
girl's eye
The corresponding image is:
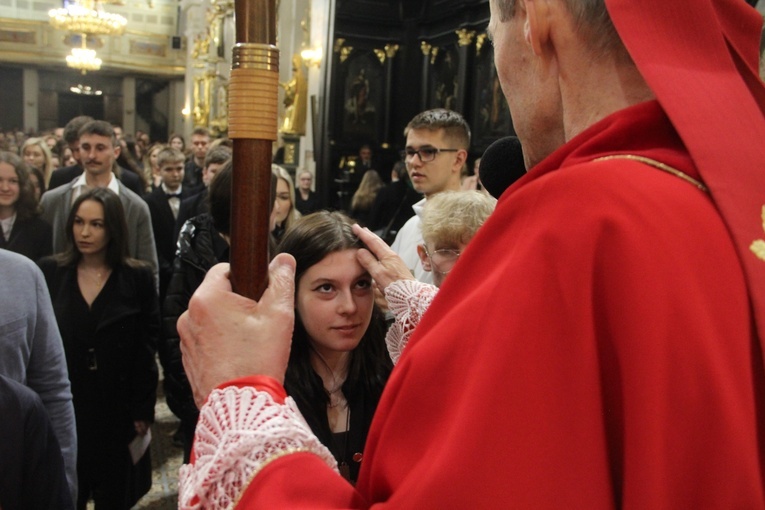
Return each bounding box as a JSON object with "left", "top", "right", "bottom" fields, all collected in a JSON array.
[
  {"left": 355, "top": 279, "right": 372, "bottom": 290},
  {"left": 315, "top": 283, "right": 334, "bottom": 293}
]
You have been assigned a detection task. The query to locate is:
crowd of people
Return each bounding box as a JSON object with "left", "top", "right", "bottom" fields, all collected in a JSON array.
[
  {"left": 3, "top": 0, "right": 764, "bottom": 507},
  {"left": 0, "top": 104, "right": 489, "bottom": 508}
]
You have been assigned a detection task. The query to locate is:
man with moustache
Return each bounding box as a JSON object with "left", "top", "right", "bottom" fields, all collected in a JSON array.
[
  {"left": 48, "top": 117, "right": 143, "bottom": 195},
  {"left": 40, "top": 120, "right": 158, "bottom": 285}
]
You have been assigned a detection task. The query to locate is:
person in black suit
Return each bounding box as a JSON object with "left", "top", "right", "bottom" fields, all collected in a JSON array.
[
  {"left": 182, "top": 127, "right": 211, "bottom": 192},
  {"left": 173, "top": 145, "right": 231, "bottom": 241},
  {"left": 0, "top": 151, "right": 52, "bottom": 261},
  {"left": 295, "top": 169, "right": 321, "bottom": 215},
  {"left": 49, "top": 116, "right": 142, "bottom": 196},
  {"left": 0, "top": 374, "right": 74, "bottom": 510},
  {"left": 48, "top": 115, "right": 92, "bottom": 191},
  {"left": 367, "top": 161, "right": 421, "bottom": 243},
  {"left": 143, "top": 147, "right": 191, "bottom": 302}
]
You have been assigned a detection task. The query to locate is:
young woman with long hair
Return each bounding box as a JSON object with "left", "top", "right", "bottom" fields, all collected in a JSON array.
[
  {"left": 20, "top": 137, "right": 54, "bottom": 186},
  {"left": 38, "top": 187, "right": 158, "bottom": 509},
  {"left": 0, "top": 151, "right": 52, "bottom": 260},
  {"left": 279, "top": 211, "right": 392, "bottom": 484},
  {"left": 271, "top": 164, "right": 301, "bottom": 241},
  {"left": 350, "top": 169, "right": 383, "bottom": 226}
]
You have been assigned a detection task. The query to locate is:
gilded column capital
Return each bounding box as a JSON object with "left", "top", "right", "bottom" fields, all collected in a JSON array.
[{"left": 456, "top": 28, "right": 476, "bottom": 47}]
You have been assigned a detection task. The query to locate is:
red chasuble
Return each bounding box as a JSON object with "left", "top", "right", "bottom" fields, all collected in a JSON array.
[{"left": 237, "top": 102, "right": 765, "bottom": 508}]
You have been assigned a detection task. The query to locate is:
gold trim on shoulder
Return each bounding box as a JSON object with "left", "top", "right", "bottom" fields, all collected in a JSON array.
[
  {"left": 750, "top": 205, "right": 765, "bottom": 262},
  {"left": 593, "top": 154, "right": 708, "bottom": 193}
]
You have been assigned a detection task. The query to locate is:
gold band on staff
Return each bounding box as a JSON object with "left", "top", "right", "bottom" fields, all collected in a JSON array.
[{"left": 229, "top": 43, "right": 279, "bottom": 140}]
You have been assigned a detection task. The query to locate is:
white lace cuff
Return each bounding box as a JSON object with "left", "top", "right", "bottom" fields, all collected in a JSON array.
[
  {"left": 178, "top": 385, "right": 337, "bottom": 509},
  {"left": 384, "top": 279, "right": 438, "bottom": 364}
]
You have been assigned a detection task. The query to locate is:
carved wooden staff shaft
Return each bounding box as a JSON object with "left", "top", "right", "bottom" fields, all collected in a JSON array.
[{"left": 228, "top": 0, "right": 277, "bottom": 299}]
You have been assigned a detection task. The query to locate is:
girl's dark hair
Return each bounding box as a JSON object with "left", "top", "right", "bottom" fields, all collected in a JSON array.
[
  {"left": 55, "top": 187, "right": 134, "bottom": 268},
  {"left": 207, "top": 159, "right": 232, "bottom": 236},
  {"left": 279, "top": 211, "right": 392, "bottom": 445},
  {"left": 0, "top": 151, "right": 40, "bottom": 220}
]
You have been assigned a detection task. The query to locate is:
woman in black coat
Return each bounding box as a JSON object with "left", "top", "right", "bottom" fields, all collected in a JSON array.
[
  {"left": 39, "top": 188, "right": 159, "bottom": 510},
  {"left": 0, "top": 151, "right": 52, "bottom": 261}
]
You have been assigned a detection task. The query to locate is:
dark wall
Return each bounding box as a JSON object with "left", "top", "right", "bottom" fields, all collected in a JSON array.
[
  {"left": 0, "top": 67, "right": 24, "bottom": 132},
  {"left": 321, "top": 0, "right": 509, "bottom": 207}
]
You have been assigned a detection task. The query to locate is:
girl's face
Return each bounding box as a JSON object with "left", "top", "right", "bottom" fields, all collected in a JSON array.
[
  {"left": 73, "top": 199, "right": 109, "bottom": 256},
  {"left": 274, "top": 177, "right": 292, "bottom": 226},
  {"left": 150, "top": 147, "right": 162, "bottom": 172},
  {"left": 170, "top": 137, "right": 184, "bottom": 151},
  {"left": 63, "top": 147, "right": 76, "bottom": 167},
  {"left": 296, "top": 249, "right": 374, "bottom": 361},
  {"left": 23, "top": 144, "right": 45, "bottom": 170},
  {"left": 0, "top": 162, "right": 20, "bottom": 210}
]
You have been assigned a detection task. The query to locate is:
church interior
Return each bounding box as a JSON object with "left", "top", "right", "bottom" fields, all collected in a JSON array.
[{"left": 1, "top": 0, "right": 763, "bottom": 200}]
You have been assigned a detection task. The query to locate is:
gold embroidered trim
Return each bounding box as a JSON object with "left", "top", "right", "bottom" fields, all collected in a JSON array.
[
  {"left": 750, "top": 205, "right": 765, "bottom": 262},
  {"left": 593, "top": 154, "right": 709, "bottom": 193}
]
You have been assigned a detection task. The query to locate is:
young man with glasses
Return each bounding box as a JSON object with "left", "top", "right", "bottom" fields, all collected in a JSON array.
[{"left": 389, "top": 109, "right": 469, "bottom": 285}]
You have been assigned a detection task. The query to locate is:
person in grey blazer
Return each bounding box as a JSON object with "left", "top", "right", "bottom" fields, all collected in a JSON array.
[
  {"left": 0, "top": 248, "right": 77, "bottom": 504},
  {"left": 39, "top": 120, "right": 158, "bottom": 287}
]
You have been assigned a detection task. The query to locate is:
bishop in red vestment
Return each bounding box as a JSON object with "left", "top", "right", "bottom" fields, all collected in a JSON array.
[{"left": 177, "top": 0, "right": 765, "bottom": 507}]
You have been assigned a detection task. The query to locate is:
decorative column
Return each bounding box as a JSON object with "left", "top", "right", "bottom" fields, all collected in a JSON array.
[
  {"left": 122, "top": 76, "right": 136, "bottom": 136},
  {"left": 374, "top": 43, "right": 398, "bottom": 146},
  {"left": 419, "top": 41, "right": 432, "bottom": 109},
  {"left": 22, "top": 68, "right": 39, "bottom": 134},
  {"left": 455, "top": 28, "right": 476, "bottom": 115}
]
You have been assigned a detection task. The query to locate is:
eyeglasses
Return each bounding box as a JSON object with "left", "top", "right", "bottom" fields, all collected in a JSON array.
[
  {"left": 423, "top": 246, "right": 461, "bottom": 275},
  {"left": 401, "top": 147, "right": 459, "bottom": 163}
]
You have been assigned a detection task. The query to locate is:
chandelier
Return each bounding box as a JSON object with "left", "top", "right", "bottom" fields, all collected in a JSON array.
[
  {"left": 66, "top": 36, "right": 102, "bottom": 74},
  {"left": 49, "top": 0, "right": 127, "bottom": 36}
]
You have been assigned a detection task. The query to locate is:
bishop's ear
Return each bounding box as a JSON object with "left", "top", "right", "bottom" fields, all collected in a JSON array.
[{"left": 524, "top": 0, "right": 551, "bottom": 56}]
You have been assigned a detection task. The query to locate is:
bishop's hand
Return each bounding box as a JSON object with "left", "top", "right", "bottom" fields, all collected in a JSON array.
[{"left": 178, "top": 255, "right": 297, "bottom": 408}]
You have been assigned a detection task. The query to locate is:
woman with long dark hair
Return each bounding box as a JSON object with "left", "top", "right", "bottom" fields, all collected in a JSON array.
[
  {"left": 279, "top": 211, "right": 392, "bottom": 484},
  {"left": 38, "top": 187, "right": 158, "bottom": 509},
  {"left": 0, "top": 151, "right": 52, "bottom": 260}
]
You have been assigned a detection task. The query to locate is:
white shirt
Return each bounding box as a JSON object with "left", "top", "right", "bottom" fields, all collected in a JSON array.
[
  {"left": 0, "top": 212, "right": 16, "bottom": 241},
  {"left": 390, "top": 198, "right": 434, "bottom": 285},
  {"left": 70, "top": 171, "right": 120, "bottom": 205},
  {"left": 162, "top": 183, "right": 183, "bottom": 219}
]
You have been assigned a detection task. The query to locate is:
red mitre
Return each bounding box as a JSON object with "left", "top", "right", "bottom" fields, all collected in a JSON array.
[{"left": 607, "top": 0, "right": 765, "bottom": 351}]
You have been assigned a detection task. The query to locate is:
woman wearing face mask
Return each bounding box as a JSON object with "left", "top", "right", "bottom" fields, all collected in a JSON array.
[
  {"left": 271, "top": 164, "right": 301, "bottom": 241},
  {"left": 0, "top": 151, "right": 52, "bottom": 261},
  {"left": 38, "top": 188, "right": 159, "bottom": 510},
  {"left": 279, "top": 211, "right": 392, "bottom": 484}
]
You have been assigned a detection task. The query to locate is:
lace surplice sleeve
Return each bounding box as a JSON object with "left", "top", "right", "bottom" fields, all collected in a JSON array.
[
  {"left": 178, "top": 383, "right": 337, "bottom": 509},
  {"left": 384, "top": 279, "right": 439, "bottom": 364}
]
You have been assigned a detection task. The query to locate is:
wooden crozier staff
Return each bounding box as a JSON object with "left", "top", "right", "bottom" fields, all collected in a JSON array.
[{"left": 228, "top": 0, "right": 278, "bottom": 299}]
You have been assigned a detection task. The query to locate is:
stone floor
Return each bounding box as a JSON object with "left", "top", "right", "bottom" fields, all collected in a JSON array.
[{"left": 132, "top": 386, "right": 183, "bottom": 510}]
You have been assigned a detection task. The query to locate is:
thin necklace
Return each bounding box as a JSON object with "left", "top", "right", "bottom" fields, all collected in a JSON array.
[{"left": 78, "top": 265, "right": 110, "bottom": 287}]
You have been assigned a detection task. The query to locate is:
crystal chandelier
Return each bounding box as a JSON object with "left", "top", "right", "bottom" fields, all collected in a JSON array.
[
  {"left": 66, "top": 36, "right": 103, "bottom": 74},
  {"left": 49, "top": 0, "right": 127, "bottom": 36}
]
